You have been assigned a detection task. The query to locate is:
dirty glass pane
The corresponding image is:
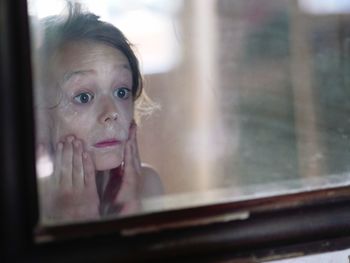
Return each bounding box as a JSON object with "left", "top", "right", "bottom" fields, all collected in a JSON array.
[{"left": 28, "top": 0, "right": 350, "bottom": 224}]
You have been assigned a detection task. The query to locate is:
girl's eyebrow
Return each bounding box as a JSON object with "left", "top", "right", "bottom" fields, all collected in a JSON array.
[
  {"left": 62, "top": 69, "right": 95, "bottom": 84},
  {"left": 61, "top": 64, "right": 131, "bottom": 85}
]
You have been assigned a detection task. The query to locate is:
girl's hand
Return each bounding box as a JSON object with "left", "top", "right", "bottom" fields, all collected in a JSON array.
[
  {"left": 114, "top": 121, "right": 142, "bottom": 214},
  {"left": 39, "top": 136, "right": 100, "bottom": 222}
]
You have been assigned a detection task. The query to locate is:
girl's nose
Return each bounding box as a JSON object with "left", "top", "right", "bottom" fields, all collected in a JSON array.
[{"left": 98, "top": 97, "right": 119, "bottom": 124}]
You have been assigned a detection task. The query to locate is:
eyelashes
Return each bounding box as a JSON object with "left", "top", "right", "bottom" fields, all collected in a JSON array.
[
  {"left": 72, "top": 87, "right": 131, "bottom": 105},
  {"left": 113, "top": 87, "right": 131, "bottom": 100},
  {"left": 73, "top": 92, "right": 94, "bottom": 104}
]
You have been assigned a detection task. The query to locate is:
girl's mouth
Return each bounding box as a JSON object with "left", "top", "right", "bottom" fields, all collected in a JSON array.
[{"left": 94, "top": 139, "right": 121, "bottom": 148}]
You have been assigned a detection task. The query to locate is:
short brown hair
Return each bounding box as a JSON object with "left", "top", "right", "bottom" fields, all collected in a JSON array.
[{"left": 40, "top": 2, "right": 142, "bottom": 99}]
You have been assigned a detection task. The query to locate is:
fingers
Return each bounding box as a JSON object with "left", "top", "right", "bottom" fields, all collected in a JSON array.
[
  {"left": 126, "top": 122, "right": 141, "bottom": 174},
  {"left": 124, "top": 140, "right": 135, "bottom": 174},
  {"left": 60, "top": 136, "right": 74, "bottom": 188},
  {"left": 118, "top": 122, "right": 142, "bottom": 203},
  {"left": 131, "top": 123, "right": 141, "bottom": 162},
  {"left": 53, "top": 136, "right": 94, "bottom": 189},
  {"left": 44, "top": 136, "right": 100, "bottom": 220},
  {"left": 72, "top": 139, "right": 84, "bottom": 188},
  {"left": 83, "top": 151, "right": 95, "bottom": 188}
]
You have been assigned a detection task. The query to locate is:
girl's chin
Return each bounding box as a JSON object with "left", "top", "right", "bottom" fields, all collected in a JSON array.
[{"left": 94, "top": 155, "right": 123, "bottom": 171}]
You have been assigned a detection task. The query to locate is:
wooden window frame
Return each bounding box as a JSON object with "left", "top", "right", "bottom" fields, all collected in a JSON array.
[{"left": 1, "top": 0, "right": 350, "bottom": 262}]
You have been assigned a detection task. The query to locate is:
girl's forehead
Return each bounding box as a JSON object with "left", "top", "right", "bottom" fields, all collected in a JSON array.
[
  {"left": 50, "top": 41, "right": 131, "bottom": 81},
  {"left": 56, "top": 41, "right": 130, "bottom": 67},
  {"left": 44, "top": 42, "right": 133, "bottom": 96}
]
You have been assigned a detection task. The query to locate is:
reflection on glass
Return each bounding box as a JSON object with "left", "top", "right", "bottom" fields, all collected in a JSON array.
[{"left": 28, "top": 0, "right": 350, "bottom": 224}]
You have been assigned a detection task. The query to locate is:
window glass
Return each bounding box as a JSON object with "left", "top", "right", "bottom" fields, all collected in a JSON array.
[{"left": 28, "top": 0, "right": 350, "bottom": 224}]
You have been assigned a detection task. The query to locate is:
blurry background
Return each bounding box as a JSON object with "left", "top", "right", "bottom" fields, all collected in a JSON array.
[{"left": 29, "top": 0, "right": 350, "bottom": 201}]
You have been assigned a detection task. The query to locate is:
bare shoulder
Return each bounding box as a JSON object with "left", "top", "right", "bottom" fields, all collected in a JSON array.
[{"left": 140, "top": 164, "right": 164, "bottom": 198}]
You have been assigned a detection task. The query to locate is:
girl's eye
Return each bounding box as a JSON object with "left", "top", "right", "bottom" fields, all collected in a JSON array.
[
  {"left": 73, "top": 92, "right": 94, "bottom": 104},
  {"left": 114, "top": 87, "right": 131, "bottom": 100}
]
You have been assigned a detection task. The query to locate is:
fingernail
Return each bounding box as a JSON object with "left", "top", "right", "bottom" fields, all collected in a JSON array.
[{"left": 83, "top": 152, "right": 88, "bottom": 159}]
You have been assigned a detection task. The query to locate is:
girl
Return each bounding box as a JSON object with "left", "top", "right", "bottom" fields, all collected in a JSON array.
[{"left": 36, "top": 4, "right": 163, "bottom": 223}]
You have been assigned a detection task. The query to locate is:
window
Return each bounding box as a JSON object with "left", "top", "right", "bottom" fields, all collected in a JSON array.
[{"left": 2, "top": 0, "right": 350, "bottom": 262}]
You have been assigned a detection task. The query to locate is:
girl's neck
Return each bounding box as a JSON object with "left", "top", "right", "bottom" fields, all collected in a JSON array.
[
  {"left": 95, "top": 167, "right": 124, "bottom": 216},
  {"left": 95, "top": 166, "right": 124, "bottom": 201},
  {"left": 95, "top": 170, "right": 110, "bottom": 200}
]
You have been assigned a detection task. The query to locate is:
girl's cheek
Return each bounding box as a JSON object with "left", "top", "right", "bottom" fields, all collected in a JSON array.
[
  {"left": 57, "top": 100, "right": 94, "bottom": 122},
  {"left": 52, "top": 106, "right": 87, "bottom": 140},
  {"left": 124, "top": 101, "right": 134, "bottom": 119}
]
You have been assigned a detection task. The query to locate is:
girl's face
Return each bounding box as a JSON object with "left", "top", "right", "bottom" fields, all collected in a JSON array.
[{"left": 48, "top": 41, "right": 134, "bottom": 171}]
